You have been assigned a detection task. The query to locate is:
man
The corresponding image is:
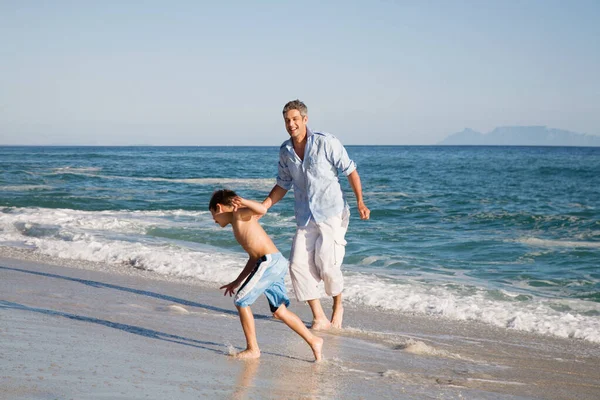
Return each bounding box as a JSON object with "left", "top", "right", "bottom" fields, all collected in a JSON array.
[{"left": 262, "top": 99, "right": 370, "bottom": 330}]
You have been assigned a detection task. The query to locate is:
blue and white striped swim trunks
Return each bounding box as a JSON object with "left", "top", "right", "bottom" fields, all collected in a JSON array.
[{"left": 234, "top": 252, "right": 290, "bottom": 312}]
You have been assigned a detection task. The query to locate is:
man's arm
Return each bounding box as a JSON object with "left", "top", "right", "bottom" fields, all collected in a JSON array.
[
  {"left": 347, "top": 170, "right": 370, "bottom": 220},
  {"left": 262, "top": 185, "right": 288, "bottom": 210}
]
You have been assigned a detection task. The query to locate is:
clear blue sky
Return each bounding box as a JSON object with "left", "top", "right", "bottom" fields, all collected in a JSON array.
[{"left": 1, "top": 0, "right": 599, "bottom": 145}]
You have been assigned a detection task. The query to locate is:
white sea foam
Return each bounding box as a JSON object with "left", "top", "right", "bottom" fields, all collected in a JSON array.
[
  {"left": 342, "top": 274, "right": 600, "bottom": 343},
  {"left": 128, "top": 176, "right": 276, "bottom": 190},
  {"left": 6, "top": 232, "right": 246, "bottom": 285},
  {"left": 0, "top": 185, "right": 54, "bottom": 191},
  {"left": 341, "top": 327, "right": 466, "bottom": 359},
  {"left": 363, "top": 191, "right": 410, "bottom": 198},
  {"left": 359, "top": 255, "right": 405, "bottom": 268},
  {"left": 52, "top": 166, "right": 103, "bottom": 173},
  {"left": 0, "top": 207, "right": 209, "bottom": 238},
  {"left": 43, "top": 168, "right": 276, "bottom": 191},
  {"left": 518, "top": 237, "right": 600, "bottom": 249},
  {"left": 2, "top": 207, "right": 599, "bottom": 344},
  {"left": 400, "top": 339, "right": 463, "bottom": 359},
  {"left": 0, "top": 207, "right": 282, "bottom": 286},
  {"left": 360, "top": 255, "right": 384, "bottom": 265}
]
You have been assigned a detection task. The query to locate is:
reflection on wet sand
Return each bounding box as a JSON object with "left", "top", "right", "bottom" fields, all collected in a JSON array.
[
  {"left": 229, "top": 334, "right": 344, "bottom": 399},
  {"left": 231, "top": 359, "right": 260, "bottom": 400}
]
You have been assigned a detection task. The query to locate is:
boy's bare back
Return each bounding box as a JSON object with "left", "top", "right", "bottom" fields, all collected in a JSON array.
[{"left": 231, "top": 208, "right": 278, "bottom": 259}]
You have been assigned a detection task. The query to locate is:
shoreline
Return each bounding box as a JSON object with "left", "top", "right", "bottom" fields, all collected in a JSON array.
[{"left": 1, "top": 248, "right": 599, "bottom": 399}]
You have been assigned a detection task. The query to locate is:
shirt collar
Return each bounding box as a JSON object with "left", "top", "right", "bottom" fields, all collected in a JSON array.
[{"left": 285, "top": 127, "right": 314, "bottom": 150}]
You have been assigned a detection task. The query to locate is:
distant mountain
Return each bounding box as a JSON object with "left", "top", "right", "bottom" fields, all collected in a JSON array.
[{"left": 439, "top": 126, "right": 600, "bottom": 147}]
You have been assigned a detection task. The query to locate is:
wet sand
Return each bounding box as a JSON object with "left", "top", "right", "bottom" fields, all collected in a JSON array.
[{"left": 1, "top": 249, "right": 599, "bottom": 399}]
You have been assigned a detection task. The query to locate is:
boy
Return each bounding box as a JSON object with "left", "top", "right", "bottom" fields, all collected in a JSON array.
[{"left": 209, "top": 189, "right": 323, "bottom": 361}]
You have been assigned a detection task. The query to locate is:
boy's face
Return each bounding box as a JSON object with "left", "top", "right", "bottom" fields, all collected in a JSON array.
[{"left": 210, "top": 205, "right": 230, "bottom": 227}]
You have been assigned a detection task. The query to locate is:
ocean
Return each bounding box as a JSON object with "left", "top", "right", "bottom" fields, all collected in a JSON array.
[{"left": 1, "top": 145, "right": 599, "bottom": 343}]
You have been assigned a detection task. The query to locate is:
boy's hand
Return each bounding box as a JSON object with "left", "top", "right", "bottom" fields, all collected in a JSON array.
[
  {"left": 231, "top": 196, "right": 245, "bottom": 211},
  {"left": 220, "top": 281, "right": 239, "bottom": 297}
]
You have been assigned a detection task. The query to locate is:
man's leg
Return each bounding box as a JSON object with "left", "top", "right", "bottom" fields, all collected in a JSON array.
[
  {"left": 234, "top": 305, "right": 261, "bottom": 359},
  {"left": 316, "top": 211, "right": 349, "bottom": 329},
  {"left": 289, "top": 223, "right": 328, "bottom": 329},
  {"left": 306, "top": 299, "right": 331, "bottom": 331},
  {"left": 331, "top": 293, "right": 343, "bottom": 329}
]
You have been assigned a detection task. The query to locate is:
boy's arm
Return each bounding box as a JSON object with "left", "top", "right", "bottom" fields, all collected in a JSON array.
[
  {"left": 220, "top": 257, "right": 258, "bottom": 297},
  {"left": 232, "top": 196, "right": 268, "bottom": 219}
]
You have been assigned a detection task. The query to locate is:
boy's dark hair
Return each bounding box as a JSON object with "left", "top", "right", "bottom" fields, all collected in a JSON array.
[{"left": 209, "top": 189, "right": 238, "bottom": 211}]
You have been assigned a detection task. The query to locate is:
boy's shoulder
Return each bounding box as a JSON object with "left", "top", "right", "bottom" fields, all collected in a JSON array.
[{"left": 232, "top": 208, "right": 261, "bottom": 223}]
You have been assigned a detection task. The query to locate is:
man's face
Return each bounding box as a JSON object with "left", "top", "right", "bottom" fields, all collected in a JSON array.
[{"left": 283, "top": 109, "right": 308, "bottom": 140}]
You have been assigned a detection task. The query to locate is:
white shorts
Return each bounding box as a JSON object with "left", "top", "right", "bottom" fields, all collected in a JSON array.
[{"left": 289, "top": 209, "right": 349, "bottom": 301}]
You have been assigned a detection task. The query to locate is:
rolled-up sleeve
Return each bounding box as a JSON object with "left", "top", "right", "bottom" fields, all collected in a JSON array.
[
  {"left": 276, "top": 152, "right": 293, "bottom": 190},
  {"left": 328, "top": 136, "right": 356, "bottom": 176}
]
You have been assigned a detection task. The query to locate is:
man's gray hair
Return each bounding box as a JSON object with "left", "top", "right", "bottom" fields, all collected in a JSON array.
[{"left": 282, "top": 100, "right": 308, "bottom": 117}]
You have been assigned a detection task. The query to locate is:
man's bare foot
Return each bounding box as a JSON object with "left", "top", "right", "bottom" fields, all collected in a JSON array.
[
  {"left": 310, "top": 336, "right": 324, "bottom": 362},
  {"left": 331, "top": 305, "right": 343, "bottom": 329},
  {"left": 233, "top": 349, "right": 261, "bottom": 359},
  {"left": 310, "top": 318, "right": 331, "bottom": 331}
]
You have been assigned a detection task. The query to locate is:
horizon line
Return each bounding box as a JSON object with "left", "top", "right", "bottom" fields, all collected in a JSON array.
[{"left": 2, "top": 144, "right": 600, "bottom": 148}]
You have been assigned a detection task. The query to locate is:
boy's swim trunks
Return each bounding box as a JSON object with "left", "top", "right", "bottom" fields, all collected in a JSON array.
[{"left": 235, "top": 252, "right": 290, "bottom": 312}]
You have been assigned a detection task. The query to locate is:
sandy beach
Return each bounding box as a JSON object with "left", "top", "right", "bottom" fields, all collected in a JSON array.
[{"left": 1, "top": 247, "right": 599, "bottom": 400}]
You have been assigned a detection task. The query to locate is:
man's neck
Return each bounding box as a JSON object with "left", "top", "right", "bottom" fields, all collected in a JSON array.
[
  {"left": 292, "top": 135, "right": 306, "bottom": 147},
  {"left": 292, "top": 130, "right": 307, "bottom": 160},
  {"left": 292, "top": 128, "right": 307, "bottom": 146}
]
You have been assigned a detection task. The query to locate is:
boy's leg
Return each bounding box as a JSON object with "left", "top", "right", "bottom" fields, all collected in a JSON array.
[
  {"left": 264, "top": 258, "right": 323, "bottom": 360},
  {"left": 272, "top": 304, "right": 323, "bottom": 362},
  {"left": 235, "top": 305, "right": 261, "bottom": 359},
  {"left": 233, "top": 255, "right": 282, "bottom": 357}
]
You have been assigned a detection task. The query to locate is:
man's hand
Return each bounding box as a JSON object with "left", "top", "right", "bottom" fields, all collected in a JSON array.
[
  {"left": 220, "top": 281, "right": 239, "bottom": 297},
  {"left": 357, "top": 202, "right": 370, "bottom": 220},
  {"left": 347, "top": 171, "right": 370, "bottom": 220}
]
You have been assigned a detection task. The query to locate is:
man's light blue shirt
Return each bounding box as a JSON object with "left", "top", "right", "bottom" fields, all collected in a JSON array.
[{"left": 276, "top": 128, "right": 356, "bottom": 226}]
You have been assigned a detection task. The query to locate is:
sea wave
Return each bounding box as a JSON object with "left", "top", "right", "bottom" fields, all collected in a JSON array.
[
  {"left": 52, "top": 167, "right": 103, "bottom": 174},
  {"left": 42, "top": 169, "right": 276, "bottom": 191},
  {"left": 3, "top": 228, "right": 599, "bottom": 343},
  {"left": 1, "top": 206, "right": 599, "bottom": 344},
  {"left": 343, "top": 275, "right": 600, "bottom": 343},
  {"left": 0, "top": 207, "right": 209, "bottom": 237},
  {"left": 518, "top": 237, "right": 600, "bottom": 248},
  {"left": 0, "top": 185, "right": 54, "bottom": 191}
]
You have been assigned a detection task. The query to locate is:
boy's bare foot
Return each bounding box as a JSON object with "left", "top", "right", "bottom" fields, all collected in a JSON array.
[
  {"left": 311, "top": 336, "right": 324, "bottom": 362},
  {"left": 310, "top": 318, "right": 331, "bottom": 331},
  {"left": 233, "top": 349, "right": 261, "bottom": 359},
  {"left": 331, "top": 305, "right": 344, "bottom": 329}
]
